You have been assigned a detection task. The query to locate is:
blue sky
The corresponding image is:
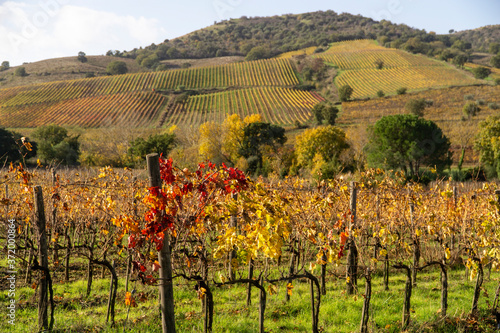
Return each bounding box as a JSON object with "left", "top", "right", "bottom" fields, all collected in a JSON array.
[{"left": 1, "top": 0, "right": 499, "bottom": 66}]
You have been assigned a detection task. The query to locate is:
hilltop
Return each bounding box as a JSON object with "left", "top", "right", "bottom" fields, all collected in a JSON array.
[{"left": 0, "top": 56, "right": 144, "bottom": 89}]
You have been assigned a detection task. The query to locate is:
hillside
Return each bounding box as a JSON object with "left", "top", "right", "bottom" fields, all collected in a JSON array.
[
  {"left": 0, "top": 39, "right": 496, "bottom": 132},
  {"left": 0, "top": 56, "right": 145, "bottom": 89},
  {"left": 454, "top": 25, "right": 500, "bottom": 52}
]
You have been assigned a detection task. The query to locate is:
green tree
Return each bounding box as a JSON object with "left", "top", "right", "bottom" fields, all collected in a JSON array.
[
  {"left": 14, "top": 67, "right": 27, "bottom": 77},
  {"left": 338, "top": 84, "right": 354, "bottom": 102},
  {"left": 463, "top": 102, "right": 480, "bottom": 120},
  {"left": 0, "top": 128, "right": 19, "bottom": 164},
  {"left": 295, "top": 125, "right": 350, "bottom": 179},
  {"left": 128, "top": 132, "right": 176, "bottom": 164},
  {"left": 472, "top": 66, "right": 491, "bottom": 79},
  {"left": 396, "top": 87, "right": 407, "bottom": 95},
  {"left": 32, "top": 125, "right": 80, "bottom": 165},
  {"left": 452, "top": 54, "right": 467, "bottom": 68},
  {"left": 239, "top": 122, "right": 286, "bottom": 173},
  {"left": 377, "top": 90, "right": 385, "bottom": 98},
  {"left": 77, "top": 51, "right": 87, "bottom": 63},
  {"left": 245, "top": 46, "right": 270, "bottom": 61},
  {"left": 405, "top": 98, "right": 427, "bottom": 117},
  {"left": 491, "top": 55, "right": 500, "bottom": 69},
  {"left": 475, "top": 116, "right": 500, "bottom": 178},
  {"left": 1, "top": 61, "right": 9, "bottom": 71},
  {"left": 365, "top": 114, "right": 451, "bottom": 177},
  {"left": 489, "top": 42, "right": 500, "bottom": 55},
  {"left": 312, "top": 103, "right": 339, "bottom": 125},
  {"left": 374, "top": 59, "right": 384, "bottom": 69},
  {"left": 106, "top": 61, "right": 128, "bottom": 75}
]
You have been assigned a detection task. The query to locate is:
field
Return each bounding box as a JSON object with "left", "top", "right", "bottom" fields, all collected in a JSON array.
[
  {"left": 2, "top": 163, "right": 500, "bottom": 332},
  {"left": 0, "top": 58, "right": 300, "bottom": 129},
  {"left": 166, "top": 87, "right": 324, "bottom": 126},
  {"left": 315, "top": 40, "right": 480, "bottom": 98}
]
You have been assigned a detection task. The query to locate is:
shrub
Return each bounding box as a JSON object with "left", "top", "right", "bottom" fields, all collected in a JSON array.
[
  {"left": 464, "top": 94, "right": 474, "bottom": 101},
  {"left": 396, "top": 87, "right": 407, "bottom": 95},
  {"left": 376, "top": 90, "right": 385, "bottom": 98}
]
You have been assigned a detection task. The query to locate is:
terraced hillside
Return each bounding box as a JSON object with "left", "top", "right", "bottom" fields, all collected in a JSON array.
[
  {"left": 166, "top": 87, "right": 324, "bottom": 126},
  {"left": 315, "top": 40, "right": 480, "bottom": 98},
  {"left": 0, "top": 58, "right": 305, "bottom": 128}
]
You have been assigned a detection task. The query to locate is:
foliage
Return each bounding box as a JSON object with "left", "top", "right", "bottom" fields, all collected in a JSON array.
[
  {"left": 312, "top": 102, "right": 339, "bottom": 125},
  {"left": 338, "top": 84, "right": 354, "bottom": 102},
  {"left": 376, "top": 90, "right": 385, "bottom": 98},
  {"left": 463, "top": 102, "right": 480, "bottom": 120},
  {"left": 452, "top": 54, "right": 468, "bottom": 68},
  {"left": 475, "top": 115, "right": 500, "bottom": 178},
  {"left": 77, "top": 51, "right": 87, "bottom": 63},
  {"left": 14, "top": 67, "right": 27, "bottom": 77},
  {"left": 472, "top": 66, "right": 491, "bottom": 79},
  {"left": 374, "top": 59, "right": 384, "bottom": 69},
  {"left": 238, "top": 122, "right": 286, "bottom": 174},
  {"left": 0, "top": 128, "right": 36, "bottom": 164},
  {"left": 365, "top": 114, "right": 452, "bottom": 177},
  {"left": 198, "top": 114, "right": 262, "bottom": 166},
  {"left": 107, "top": 61, "right": 128, "bottom": 75},
  {"left": 295, "top": 125, "right": 349, "bottom": 178},
  {"left": 245, "top": 46, "right": 272, "bottom": 61},
  {"left": 32, "top": 125, "right": 80, "bottom": 165},
  {"left": 1, "top": 61, "right": 9, "bottom": 71},
  {"left": 396, "top": 87, "right": 407, "bottom": 95},
  {"left": 405, "top": 98, "right": 427, "bottom": 117},
  {"left": 127, "top": 132, "right": 176, "bottom": 165},
  {"left": 491, "top": 55, "right": 500, "bottom": 69}
]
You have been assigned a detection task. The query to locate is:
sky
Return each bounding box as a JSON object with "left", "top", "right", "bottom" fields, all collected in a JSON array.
[{"left": 1, "top": 0, "right": 499, "bottom": 66}]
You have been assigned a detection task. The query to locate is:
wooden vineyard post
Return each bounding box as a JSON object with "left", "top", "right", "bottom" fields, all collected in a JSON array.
[
  {"left": 147, "top": 153, "right": 176, "bottom": 333},
  {"left": 346, "top": 181, "right": 358, "bottom": 295},
  {"left": 33, "top": 185, "right": 49, "bottom": 331}
]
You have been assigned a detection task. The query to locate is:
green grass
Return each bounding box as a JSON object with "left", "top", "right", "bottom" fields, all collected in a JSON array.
[{"left": 1, "top": 266, "right": 499, "bottom": 332}]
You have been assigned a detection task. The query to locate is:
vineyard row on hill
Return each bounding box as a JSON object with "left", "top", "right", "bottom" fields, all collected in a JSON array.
[
  {"left": 0, "top": 58, "right": 298, "bottom": 108},
  {"left": 0, "top": 91, "right": 167, "bottom": 128},
  {"left": 165, "top": 87, "right": 324, "bottom": 127},
  {"left": 336, "top": 65, "right": 478, "bottom": 99}
]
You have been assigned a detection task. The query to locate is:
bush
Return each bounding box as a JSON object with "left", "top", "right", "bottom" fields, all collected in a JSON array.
[
  {"left": 464, "top": 94, "right": 474, "bottom": 101},
  {"left": 472, "top": 66, "right": 491, "bottom": 79},
  {"left": 476, "top": 99, "right": 486, "bottom": 106},
  {"left": 376, "top": 90, "right": 385, "bottom": 98},
  {"left": 488, "top": 102, "right": 499, "bottom": 110},
  {"left": 338, "top": 84, "right": 354, "bottom": 102},
  {"left": 396, "top": 87, "right": 407, "bottom": 95},
  {"left": 14, "top": 67, "right": 27, "bottom": 77},
  {"left": 106, "top": 61, "right": 128, "bottom": 75}
]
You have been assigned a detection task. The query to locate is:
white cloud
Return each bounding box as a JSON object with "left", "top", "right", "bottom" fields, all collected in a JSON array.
[{"left": 0, "top": 1, "right": 167, "bottom": 66}]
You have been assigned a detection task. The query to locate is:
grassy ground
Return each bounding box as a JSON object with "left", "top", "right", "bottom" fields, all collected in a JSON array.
[{"left": 1, "top": 264, "right": 499, "bottom": 333}]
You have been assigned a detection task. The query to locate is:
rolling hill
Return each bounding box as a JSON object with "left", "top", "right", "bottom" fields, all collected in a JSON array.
[{"left": 0, "top": 39, "right": 497, "bottom": 131}]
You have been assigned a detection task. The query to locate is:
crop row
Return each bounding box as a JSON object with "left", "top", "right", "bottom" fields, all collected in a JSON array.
[
  {"left": 336, "top": 65, "right": 478, "bottom": 98},
  {"left": 165, "top": 87, "right": 324, "bottom": 126},
  {"left": 0, "top": 91, "right": 166, "bottom": 128},
  {"left": 322, "top": 39, "right": 384, "bottom": 54},
  {"left": 276, "top": 46, "right": 318, "bottom": 59},
  {"left": 317, "top": 49, "right": 440, "bottom": 70},
  {"left": 0, "top": 58, "right": 298, "bottom": 108}
]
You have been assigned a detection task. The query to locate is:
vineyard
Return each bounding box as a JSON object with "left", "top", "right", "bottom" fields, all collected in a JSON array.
[
  {"left": 315, "top": 40, "right": 480, "bottom": 98},
  {"left": 2, "top": 159, "right": 500, "bottom": 332},
  {"left": 276, "top": 46, "right": 318, "bottom": 59},
  {"left": 165, "top": 87, "right": 324, "bottom": 126},
  {"left": 0, "top": 58, "right": 300, "bottom": 129}
]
